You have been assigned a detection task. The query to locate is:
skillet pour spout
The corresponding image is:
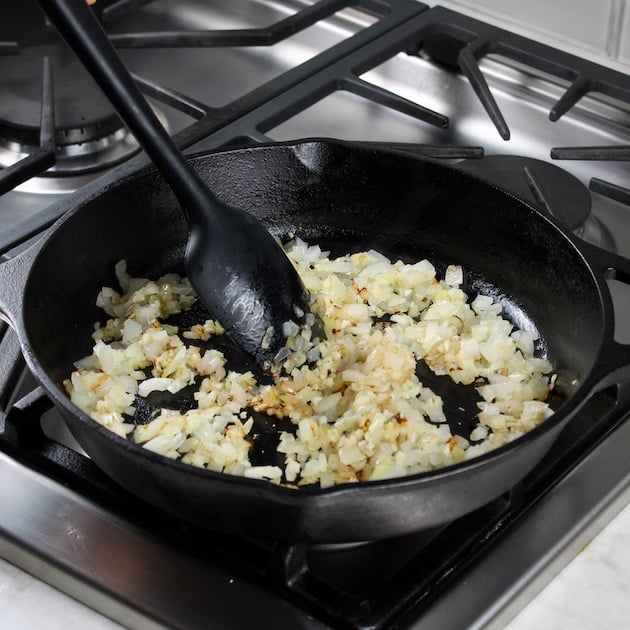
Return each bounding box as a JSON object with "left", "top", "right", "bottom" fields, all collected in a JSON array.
[{"left": 1, "top": 139, "right": 630, "bottom": 543}]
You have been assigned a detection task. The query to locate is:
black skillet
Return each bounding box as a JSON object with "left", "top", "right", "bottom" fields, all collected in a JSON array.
[{"left": 1, "top": 139, "right": 629, "bottom": 543}]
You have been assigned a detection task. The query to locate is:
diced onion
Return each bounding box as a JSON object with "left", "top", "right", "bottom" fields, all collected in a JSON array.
[{"left": 64, "top": 238, "right": 555, "bottom": 487}]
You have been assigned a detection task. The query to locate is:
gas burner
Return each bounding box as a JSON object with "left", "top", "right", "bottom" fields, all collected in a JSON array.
[
  {"left": 456, "top": 155, "right": 590, "bottom": 232},
  {"left": 0, "top": 129, "right": 140, "bottom": 194},
  {"left": 0, "top": 43, "right": 141, "bottom": 189},
  {"left": 455, "top": 155, "right": 615, "bottom": 251}
]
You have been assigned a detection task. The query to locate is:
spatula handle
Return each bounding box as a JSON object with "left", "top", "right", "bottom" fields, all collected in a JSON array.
[{"left": 38, "top": 0, "right": 215, "bottom": 227}]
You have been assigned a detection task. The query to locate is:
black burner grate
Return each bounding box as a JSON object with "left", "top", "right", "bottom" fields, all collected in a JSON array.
[{"left": 0, "top": 0, "right": 427, "bottom": 196}]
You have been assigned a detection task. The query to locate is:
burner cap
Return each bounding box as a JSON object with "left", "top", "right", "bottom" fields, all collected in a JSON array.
[
  {"left": 456, "top": 155, "right": 591, "bottom": 233},
  {"left": 0, "top": 43, "right": 122, "bottom": 146},
  {"left": 0, "top": 39, "right": 152, "bottom": 183}
]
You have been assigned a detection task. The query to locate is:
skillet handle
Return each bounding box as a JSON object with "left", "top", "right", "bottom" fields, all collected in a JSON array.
[
  {"left": 578, "top": 240, "right": 630, "bottom": 391},
  {"left": 0, "top": 236, "right": 46, "bottom": 332}
]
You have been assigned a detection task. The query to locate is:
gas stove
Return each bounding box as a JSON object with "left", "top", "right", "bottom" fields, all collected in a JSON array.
[{"left": 1, "top": 1, "right": 630, "bottom": 628}]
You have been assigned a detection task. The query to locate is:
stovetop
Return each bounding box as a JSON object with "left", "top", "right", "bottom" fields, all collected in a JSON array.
[{"left": 1, "top": 1, "right": 630, "bottom": 628}]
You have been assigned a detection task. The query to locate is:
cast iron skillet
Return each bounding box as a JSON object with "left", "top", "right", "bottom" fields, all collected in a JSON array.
[{"left": 1, "top": 139, "right": 630, "bottom": 544}]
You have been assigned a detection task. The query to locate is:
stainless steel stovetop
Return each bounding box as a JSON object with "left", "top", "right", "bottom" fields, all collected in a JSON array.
[{"left": 1, "top": 1, "right": 630, "bottom": 628}]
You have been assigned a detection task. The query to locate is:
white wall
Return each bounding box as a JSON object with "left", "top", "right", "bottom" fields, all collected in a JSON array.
[{"left": 423, "top": 0, "right": 630, "bottom": 71}]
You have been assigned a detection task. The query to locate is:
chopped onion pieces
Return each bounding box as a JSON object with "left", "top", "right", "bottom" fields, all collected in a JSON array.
[{"left": 64, "top": 240, "right": 555, "bottom": 487}]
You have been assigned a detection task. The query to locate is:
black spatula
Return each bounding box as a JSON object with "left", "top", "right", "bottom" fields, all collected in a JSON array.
[{"left": 39, "top": 0, "right": 314, "bottom": 371}]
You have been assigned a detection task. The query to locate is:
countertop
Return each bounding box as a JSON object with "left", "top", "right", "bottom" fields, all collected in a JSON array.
[{"left": 1, "top": 500, "right": 629, "bottom": 629}]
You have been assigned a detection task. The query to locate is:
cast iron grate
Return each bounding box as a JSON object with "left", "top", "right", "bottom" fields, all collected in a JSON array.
[
  {"left": 4, "top": 4, "right": 630, "bottom": 205},
  {"left": 411, "top": 7, "right": 630, "bottom": 204},
  {"left": 0, "top": 0, "right": 427, "bottom": 196},
  {"left": 178, "top": 5, "right": 630, "bottom": 208}
]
